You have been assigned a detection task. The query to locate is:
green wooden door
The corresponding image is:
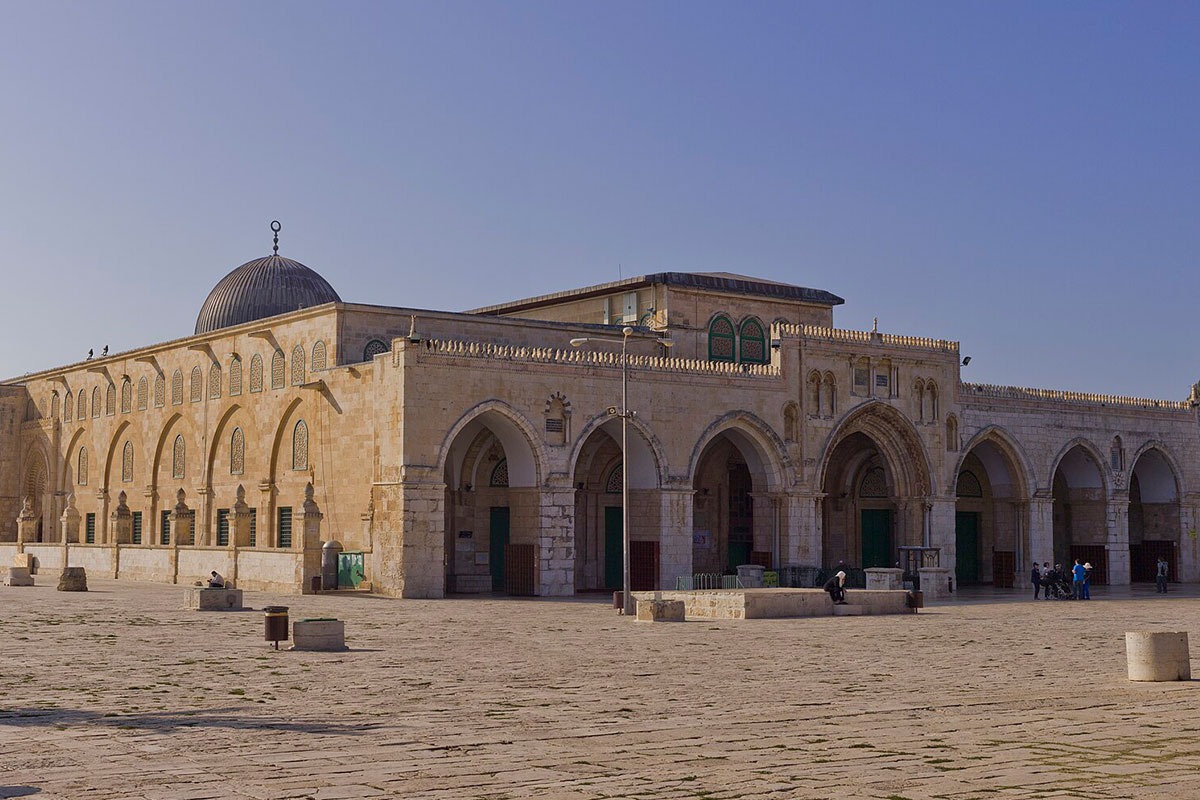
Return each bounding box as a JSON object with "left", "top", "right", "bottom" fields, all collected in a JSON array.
[
  {"left": 860, "top": 509, "right": 892, "bottom": 568},
  {"left": 955, "top": 512, "right": 980, "bottom": 585},
  {"left": 604, "top": 506, "right": 623, "bottom": 589},
  {"left": 338, "top": 551, "right": 365, "bottom": 588},
  {"left": 489, "top": 507, "right": 510, "bottom": 592}
]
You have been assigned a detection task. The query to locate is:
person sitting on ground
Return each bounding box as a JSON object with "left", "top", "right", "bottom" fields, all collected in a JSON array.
[
  {"left": 822, "top": 570, "right": 848, "bottom": 605},
  {"left": 208, "top": 570, "right": 225, "bottom": 589}
]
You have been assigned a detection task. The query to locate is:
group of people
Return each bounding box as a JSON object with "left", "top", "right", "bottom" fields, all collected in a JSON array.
[{"left": 1032, "top": 560, "right": 1092, "bottom": 600}]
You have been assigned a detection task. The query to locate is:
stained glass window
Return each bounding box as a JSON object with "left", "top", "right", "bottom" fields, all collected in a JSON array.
[
  {"left": 208, "top": 364, "right": 221, "bottom": 399},
  {"left": 738, "top": 318, "right": 767, "bottom": 364},
  {"left": 172, "top": 435, "right": 185, "bottom": 480},
  {"left": 292, "top": 420, "right": 308, "bottom": 470},
  {"left": 859, "top": 467, "right": 888, "bottom": 498},
  {"left": 137, "top": 377, "right": 148, "bottom": 410},
  {"left": 605, "top": 463, "right": 623, "bottom": 494},
  {"left": 122, "top": 441, "right": 133, "bottom": 483},
  {"left": 957, "top": 470, "right": 983, "bottom": 498},
  {"left": 312, "top": 340, "right": 327, "bottom": 371},
  {"left": 708, "top": 316, "right": 735, "bottom": 362},
  {"left": 490, "top": 458, "right": 508, "bottom": 488},
  {"left": 271, "top": 350, "right": 285, "bottom": 389},
  {"left": 230, "top": 356, "right": 242, "bottom": 396},
  {"left": 291, "top": 345, "right": 305, "bottom": 386},
  {"left": 250, "top": 354, "right": 264, "bottom": 393},
  {"left": 363, "top": 339, "right": 388, "bottom": 361},
  {"left": 231, "top": 427, "right": 245, "bottom": 475},
  {"left": 190, "top": 367, "right": 202, "bottom": 402}
]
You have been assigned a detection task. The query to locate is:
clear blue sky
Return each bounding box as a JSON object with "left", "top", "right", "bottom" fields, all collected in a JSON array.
[{"left": 1, "top": 2, "right": 1196, "bottom": 398}]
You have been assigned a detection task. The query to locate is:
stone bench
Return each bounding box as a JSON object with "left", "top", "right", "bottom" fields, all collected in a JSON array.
[
  {"left": 5, "top": 566, "right": 33, "bottom": 587},
  {"left": 185, "top": 587, "right": 245, "bottom": 611},
  {"left": 1126, "top": 631, "right": 1191, "bottom": 681},
  {"left": 291, "top": 619, "right": 347, "bottom": 651},
  {"left": 636, "top": 599, "right": 685, "bottom": 623}
]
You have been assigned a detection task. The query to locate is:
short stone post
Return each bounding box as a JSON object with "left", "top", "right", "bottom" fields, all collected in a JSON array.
[
  {"left": 297, "top": 483, "right": 323, "bottom": 593},
  {"left": 918, "top": 566, "right": 952, "bottom": 603},
  {"left": 109, "top": 491, "right": 133, "bottom": 544},
  {"left": 865, "top": 567, "right": 904, "bottom": 590},
  {"left": 231, "top": 485, "right": 253, "bottom": 547},
  {"left": 1126, "top": 632, "right": 1191, "bottom": 681},
  {"left": 60, "top": 494, "right": 81, "bottom": 544},
  {"left": 169, "top": 489, "right": 195, "bottom": 546},
  {"left": 16, "top": 496, "right": 38, "bottom": 548}
]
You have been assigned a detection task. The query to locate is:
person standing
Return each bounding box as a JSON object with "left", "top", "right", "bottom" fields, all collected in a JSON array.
[
  {"left": 1081, "top": 562, "right": 1092, "bottom": 600},
  {"left": 1070, "top": 559, "right": 1086, "bottom": 600},
  {"left": 1042, "top": 562, "right": 1053, "bottom": 600},
  {"left": 1031, "top": 563, "right": 1042, "bottom": 599},
  {"left": 1156, "top": 557, "right": 1169, "bottom": 594}
]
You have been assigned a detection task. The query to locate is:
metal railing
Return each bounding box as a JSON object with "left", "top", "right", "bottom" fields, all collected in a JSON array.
[{"left": 674, "top": 573, "right": 745, "bottom": 591}]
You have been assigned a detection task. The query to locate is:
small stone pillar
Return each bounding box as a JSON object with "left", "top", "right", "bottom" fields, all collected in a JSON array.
[
  {"left": 865, "top": 568, "right": 904, "bottom": 590},
  {"left": 918, "top": 566, "right": 953, "bottom": 603},
  {"left": 60, "top": 494, "right": 81, "bottom": 544},
  {"left": 16, "top": 496, "right": 38, "bottom": 546},
  {"left": 736, "top": 564, "right": 765, "bottom": 588},
  {"left": 298, "top": 483, "right": 323, "bottom": 593},
  {"left": 231, "top": 485, "right": 253, "bottom": 547},
  {"left": 1126, "top": 632, "right": 1191, "bottom": 681},
  {"left": 169, "top": 489, "right": 195, "bottom": 546},
  {"left": 110, "top": 491, "right": 133, "bottom": 544}
]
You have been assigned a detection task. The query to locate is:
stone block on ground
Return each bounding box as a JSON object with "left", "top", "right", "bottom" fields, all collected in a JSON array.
[
  {"left": 291, "top": 619, "right": 347, "bottom": 651},
  {"left": 13, "top": 553, "right": 33, "bottom": 571},
  {"left": 57, "top": 567, "right": 88, "bottom": 592},
  {"left": 5, "top": 566, "right": 33, "bottom": 586},
  {"left": 186, "top": 587, "right": 245, "bottom": 611},
  {"left": 736, "top": 564, "right": 765, "bottom": 588},
  {"left": 636, "top": 599, "right": 686, "bottom": 622},
  {"left": 919, "top": 567, "right": 952, "bottom": 603},
  {"left": 1126, "top": 631, "right": 1191, "bottom": 681},
  {"left": 865, "top": 568, "right": 903, "bottom": 590}
]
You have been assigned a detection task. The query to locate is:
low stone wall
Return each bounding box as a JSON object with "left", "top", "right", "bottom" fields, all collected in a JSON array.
[
  {"left": 631, "top": 588, "right": 913, "bottom": 620},
  {"left": 177, "top": 548, "right": 236, "bottom": 588},
  {"left": 117, "top": 546, "right": 172, "bottom": 582}
]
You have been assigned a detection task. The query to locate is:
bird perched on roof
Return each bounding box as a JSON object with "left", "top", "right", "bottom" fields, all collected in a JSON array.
[
  {"left": 101, "top": 345, "right": 108, "bottom": 357},
  {"left": 86, "top": 349, "right": 93, "bottom": 360}
]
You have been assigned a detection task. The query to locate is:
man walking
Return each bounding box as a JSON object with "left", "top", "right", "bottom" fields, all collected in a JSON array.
[
  {"left": 1031, "top": 563, "right": 1042, "bottom": 599},
  {"left": 1071, "top": 559, "right": 1086, "bottom": 600},
  {"left": 1156, "top": 557, "right": 1169, "bottom": 594}
]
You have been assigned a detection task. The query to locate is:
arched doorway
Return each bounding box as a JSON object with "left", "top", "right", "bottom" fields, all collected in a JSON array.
[
  {"left": 1127, "top": 447, "right": 1180, "bottom": 584},
  {"left": 692, "top": 426, "right": 779, "bottom": 574},
  {"left": 571, "top": 418, "right": 661, "bottom": 591},
  {"left": 442, "top": 409, "right": 540, "bottom": 595},
  {"left": 23, "top": 457, "right": 49, "bottom": 542},
  {"left": 1051, "top": 444, "right": 1108, "bottom": 582},
  {"left": 954, "top": 435, "right": 1030, "bottom": 588}
]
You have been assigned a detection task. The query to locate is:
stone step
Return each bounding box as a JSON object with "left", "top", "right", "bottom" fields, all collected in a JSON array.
[{"left": 833, "top": 604, "right": 864, "bottom": 616}]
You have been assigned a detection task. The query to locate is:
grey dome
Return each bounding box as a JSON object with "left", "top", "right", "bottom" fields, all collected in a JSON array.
[{"left": 195, "top": 254, "right": 342, "bottom": 335}]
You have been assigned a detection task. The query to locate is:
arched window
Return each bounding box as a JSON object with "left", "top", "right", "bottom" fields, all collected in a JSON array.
[
  {"left": 738, "top": 317, "right": 767, "bottom": 364},
  {"left": 956, "top": 470, "right": 983, "bottom": 497},
  {"left": 190, "top": 367, "right": 202, "bottom": 402},
  {"left": 105, "top": 383, "right": 116, "bottom": 415},
  {"left": 77, "top": 446, "right": 88, "bottom": 486},
  {"left": 946, "top": 415, "right": 959, "bottom": 452},
  {"left": 490, "top": 458, "right": 509, "bottom": 488},
  {"left": 914, "top": 379, "right": 926, "bottom": 423},
  {"left": 707, "top": 315, "right": 735, "bottom": 362},
  {"left": 77, "top": 390, "right": 87, "bottom": 420},
  {"left": 312, "top": 340, "right": 327, "bottom": 371},
  {"left": 121, "top": 441, "right": 134, "bottom": 483},
  {"left": 783, "top": 402, "right": 799, "bottom": 442},
  {"left": 137, "top": 377, "right": 148, "bottom": 410},
  {"left": 250, "top": 354, "right": 264, "bottom": 393},
  {"left": 230, "top": 427, "right": 245, "bottom": 475},
  {"left": 808, "top": 371, "right": 821, "bottom": 414},
  {"left": 822, "top": 371, "right": 837, "bottom": 417},
  {"left": 172, "top": 435, "right": 186, "bottom": 480},
  {"left": 292, "top": 419, "right": 309, "bottom": 471},
  {"left": 605, "top": 463, "right": 623, "bottom": 493},
  {"left": 291, "top": 345, "right": 306, "bottom": 385},
  {"left": 120, "top": 379, "right": 132, "bottom": 413},
  {"left": 229, "top": 356, "right": 242, "bottom": 396},
  {"left": 24, "top": 398, "right": 36, "bottom": 422},
  {"left": 91, "top": 387, "right": 101, "bottom": 418},
  {"left": 926, "top": 381, "right": 939, "bottom": 421},
  {"left": 64, "top": 391, "right": 73, "bottom": 422},
  {"left": 171, "top": 369, "right": 183, "bottom": 405},
  {"left": 859, "top": 466, "right": 887, "bottom": 498},
  {"left": 50, "top": 392, "right": 59, "bottom": 420},
  {"left": 363, "top": 339, "right": 389, "bottom": 361},
  {"left": 154, "top": 373, "right": 165, "bottom": 407},
  {"left": 271, "top": 350, "right": 285, "bottom": 389},
  {"left": 1111, "top": 436, "right": 1125, "bottom": 472},
  {"left": 208, "top": 363, "right": 221, "bottom": 399}
]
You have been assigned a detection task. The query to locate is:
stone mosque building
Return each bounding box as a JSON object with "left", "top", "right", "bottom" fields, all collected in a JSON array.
[{"left": 3, "top": 226, "right": 1199, "bottom": 597}]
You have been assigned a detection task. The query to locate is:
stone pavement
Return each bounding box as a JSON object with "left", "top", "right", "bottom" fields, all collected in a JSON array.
[{"left": 2, "top": 580, "right": 1199, "bottom": 800}]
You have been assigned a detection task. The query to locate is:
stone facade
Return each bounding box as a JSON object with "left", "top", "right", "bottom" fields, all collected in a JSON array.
[{"left": 3, "top": 260, "right": 1198, "bottom": 598}]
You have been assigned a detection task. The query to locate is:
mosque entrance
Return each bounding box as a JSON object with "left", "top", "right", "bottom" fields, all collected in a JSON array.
[
  {"left": 604, "top": 506, "right": 623, "bottom": 589},
  {"left": 860, "top": 509, "right": 892, "bottom": 568},
  {"left": 489, "top": 507, "right": 510, "bottom": 592},
  {"left": 955, "top": 512, "right": 980, "bottom": 585},
  {"left": 727, "top": 462, "right": 754, "bottom": 571}
]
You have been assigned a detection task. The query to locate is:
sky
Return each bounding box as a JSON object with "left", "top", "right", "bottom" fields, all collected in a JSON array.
[{"left": 0, "top": 1, "right": 1197, "bottom": 398}]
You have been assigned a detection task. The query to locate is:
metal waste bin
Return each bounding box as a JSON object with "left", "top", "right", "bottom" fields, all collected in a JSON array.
[
  {"left": 264, "top": 605, "right": 289, "bottom": 649},
  {"left": 321, "top": 540, "right": 343, "bottom": 590}
]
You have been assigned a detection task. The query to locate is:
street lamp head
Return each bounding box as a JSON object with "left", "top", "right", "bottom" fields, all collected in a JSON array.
[
  {"left": 621, "top": 326, "right": 633, "bottom": 336},
  {"left": 659, "top": 338, "right": 675, "bottom": 348},
  {"left": 569, "top": 338, "right": 588, "bottom": 348}
]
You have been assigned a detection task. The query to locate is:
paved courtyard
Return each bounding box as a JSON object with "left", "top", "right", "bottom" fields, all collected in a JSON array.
[{"left": 1, "top": 579, "right": 1199, "bottom": 800}]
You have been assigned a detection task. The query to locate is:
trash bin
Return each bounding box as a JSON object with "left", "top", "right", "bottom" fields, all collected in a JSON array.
[{"left": 264, "top": 605, "right": 289, "bottom": 649}]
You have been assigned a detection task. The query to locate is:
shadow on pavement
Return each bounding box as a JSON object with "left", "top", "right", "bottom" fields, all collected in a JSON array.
[{"left": 0, "top": 707, "right": 377, "bottom": 735}]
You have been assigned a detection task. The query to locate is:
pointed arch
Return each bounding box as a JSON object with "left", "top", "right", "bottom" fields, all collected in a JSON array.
[
  {"left": 567, "top": 412, "right": 668, "bottom": 490},
  {"left": 91, "top": 386, "right": 101, "bottom": 418},
  {"left": 687, "top": 410, "right": 792, "bottom": 492},
  {"left": 436, "top": 400, "right": 547, "bottom": 490},
  {"left": 154, "top": 372, "right": 165, "bottom": 407},
  {"left": 105, "top": 383, "right": 116, "bottom": 415},
  {"left": 50, "top": 392, "right": 60, "bottom": 420},
  {"left": 76, "top": 389, "right": 86, "bottom": 420},
  {"left": 271, "top": 349, "right": 285, "bottom": 389},
  {"left": 208, "top": 363, "right": 222, "bottom": 399},
  {"left": 1047, "top": 437, "right": 1109, "bottom": 495},
  {"left": 63, "top": 390, "right": 73, "bottom": 422},
  {"left": 172, "top": 369, "right": 184, "bottom": 405},
  {"left": 954, "top": 425, "right": 1037, "bottom": 499},
  {"left": 1129, "top": 440, "right": 1185, "bottom": 500},
  {"left": 205, "top": 403, "right": 245, "bottom": 483},
  {"left": 817, "top": 400, "right": 935, "bottom": 497}
]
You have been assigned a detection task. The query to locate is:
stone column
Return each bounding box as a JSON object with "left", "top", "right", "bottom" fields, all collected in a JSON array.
[
  {"left": 60, "top": 494, "right": 81, "bottom": 545},
  {"left": 231, "top": 485, "right": 253, "bottom": 547},
  {"left": 195, "top": 486, "right": 212, "bottom": 546},
  {"left": 259, "top": 480, "right": 275, "bottom": 548},
  {"left": 781, "top": 491, "right": 820, "bottom": 567},
  {"left": 1107, "top": 493, "right": 1131, "bottom": 586},
  {"left": 16, "top": 496, "right": 38, "bottom": 548},
  {"left": 169, "top": 489, "right": 193, "bottom": 585},
  {"left": 658, "top": 486, "right": 694, "bottom": 590},
  {"left": 376, "top": 478, "right": 445, "bottom": 599},
  {"left": 144, "top": 487, "right": 157, "bottom": 546},
  {"left": 109, "top": 491, "right": 133, "bottom": 544},
  {"left": 295, "top": 483, "right": 323, "bottom": 594},
  {"left": 1028, "top": 494, "right": 1055, "bottom": 571},
  {"left": 1179, "top": 497, "right": 1200, "bottom": 584},
  {"left": 97, "top": 488, "right": 110, "bottom": 544},
  {"left": 927, "top": 496, "right": 957, "bottom": 578},
  {"left": 537, "top": 484, "right": 575, "bottom": 597}
]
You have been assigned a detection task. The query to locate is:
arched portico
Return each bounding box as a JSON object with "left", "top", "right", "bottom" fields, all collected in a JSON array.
[
  {"left": 1127, "top": 444, "right": 1182, "bottom": 583},
  {"left": 1049, "top": 440, "right": 1109, "bottom": 582},
  {"left": 953, "top": 429, "right": 1033, "bottom": 588},
  {"left": 817, "top": 402, "right": 933, "bottom": 572}
]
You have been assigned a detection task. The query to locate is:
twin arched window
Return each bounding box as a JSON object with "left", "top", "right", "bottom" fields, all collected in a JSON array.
[{"left": 708, "top": 315, "right": 769, "bottom": 364}]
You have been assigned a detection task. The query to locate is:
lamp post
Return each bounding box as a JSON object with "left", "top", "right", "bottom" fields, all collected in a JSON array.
[{"left": 571, "top": 327, "right": 672, "bottom": 615}]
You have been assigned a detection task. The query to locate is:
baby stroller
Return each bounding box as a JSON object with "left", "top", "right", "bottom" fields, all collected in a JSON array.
[{"left": 1045, "top": 571, "right": 1075, "bottom": 600}]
